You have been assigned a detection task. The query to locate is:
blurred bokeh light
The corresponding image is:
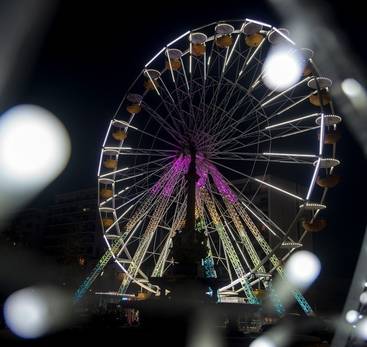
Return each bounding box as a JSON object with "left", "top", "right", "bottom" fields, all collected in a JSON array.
[
  {"left": 262, "top": 45, "right": 304, "bottom": 91},
  {"left": 4, "top": 286, "right": 72, "bottom": 339},
  {"left": 284, "top": 250, "right": 321, "bottom": 289}
]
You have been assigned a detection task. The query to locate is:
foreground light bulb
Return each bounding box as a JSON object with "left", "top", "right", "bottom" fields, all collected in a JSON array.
[
  {"left": 341, "top": 78, "right": 364, "bottom": 99},
  {"left": 360, "top": 292, "right": 367, "bottom": 305},
  {"left": 0, "top": 104, "right": 71, "bottom": 187},
  {"left": 346, "top": 310, "right": 359, "bottom": 324},
  {"left": 4, "top": 286, "right": 71, "bottom": 339},
  {"left": 250, "top": 336, "right": 276, "bottom": 347},
  {"left": 356, "top": 318, "right": 367, "bottom": 340},
  {"left": 263, "top": 47, "right": 303, "bottom": 91},
  {"left": 284, "top": 250, "right": 321, "bottom": 289}
]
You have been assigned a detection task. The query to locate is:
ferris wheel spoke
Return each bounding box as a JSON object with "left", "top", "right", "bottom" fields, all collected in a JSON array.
[
  {"left": 176, "top": 62, "right": 199, "bottom": 132},
  {"left": 215, "top": 77, "right": 313, "bottom": 144},
  {"left": 99, "top": 156, "right": 173, "bottom": 179},
  {"left": 214, "top": 120, "right": 319, "bottom": 154},
  {"left": 210, "top": 157, "right": 315, "bottom": 166},
  {"left": 121, "top": 164, "right": 171, "bottom": 185},
  {"left": 210, "top": 86, "right": 263, "bottom": 144},
  {"left": 210, "top": 159, "right": 305, "bottom": 202},
  {"left": 114, "top": 191, "right": 147, "bottom": 214},
  {"left": 211, "top": 82, "right": 270, "bottom": 143},
  {"left": 157, "top": 77, "right": 191, "bottom": 131},
  {"left": 191, "top": 77, "right": 214, "bottom": 133},
  {"left": 260, "top": 77, "right": 311, "bottom": 109},
  {"left": 226, "top": 125, "right": 320, "bottom": 153},
  {"left": 210, "top": 89, "right": 255, "bottom": 138},
  {"left": 141, "top": 102, "right": 185, "bottom": 141},
  {"left": 238, "top": 34, "right": 268, "bottom": 79},
  {"left": 210, "top": 99, "right": 264, "bottom": 146},
  {"left": 204, "top": 47, "right": 231, "bottom": 119},
  {"left": 210, "top": 48, "right": 266, "bottom": 132},
  {"left": 113, "top": 164, "right": 173, "bottom": 204},
  {"left": 238, "top": 91, "right": 318, "bottom": 139},
  {"left": 212, "top": 125, "right": 269, "bottom": 152},
  {"left": 103, "top": 146, "right": 177, "bottom": 157},
  {"left": 220, "top": 113, "right": 317, "bottom": 146},
  {"left": 205, "top": 63, "right": 252, "bottom": 135},
  {"left": 113, "top": 119, "right": 179, "bottom": 149},
  {"left": 203, "top": 77, "right": 227, "bottom": 133},
  {"left": 216, "top": 60, "right": 268, "bottom": 130},
  {"left": 212, "top": 74, "right": 259, "bottom": 121},
  {"left": 210, "top": 151, "right": 317, "bottom": 165},
  {"left": 265, "top": 113, "right": 321, "bottom": 130},
  {"left": 223, "top": 25, "right": 246, "bottom": 69}
]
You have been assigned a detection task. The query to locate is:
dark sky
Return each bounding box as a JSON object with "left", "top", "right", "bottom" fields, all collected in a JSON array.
[{"left": 12, "top": 1, "right": 367, "bottom": 287}]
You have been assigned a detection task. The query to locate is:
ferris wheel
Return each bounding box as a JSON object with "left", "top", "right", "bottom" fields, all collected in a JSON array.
[{"left": 92, "top": 19, "right": 341, "bottom": 314}]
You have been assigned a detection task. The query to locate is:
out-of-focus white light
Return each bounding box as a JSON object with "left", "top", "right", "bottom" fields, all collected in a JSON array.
[
  {"left": 262, "top": 46, "right": 304, "bottom": 91},
  {"left": 345, "top": 310, "right": 359, "bottom": 324},
  {"left": 4, "top": 288, "right": 49, "bottom": 339},
  {"left": 341, "top": 78, "right": 367, "bottom": 110},
  {"left": 0, "top": 105, "right": 70, "bottom": 187},
  {"left": 284, "top": 250, "right": 321, "bottom": 289},
  {"left": 250, "top": 336, "right": 276, "bottom": 347},
  {"left": 356, "top": 318, "right": 367, "bottom": 340},
  {"left": 3, "top": 286, "right": 71, "bottom": 339},
  {"left": 360, "top": 292, "right": 367, "bottom": 305},
  {"left": 341, "top": 78, "right": 364, "bottom": 98},
  {"left": 364, "top": 281, "right": 367, "bottom": 288}
]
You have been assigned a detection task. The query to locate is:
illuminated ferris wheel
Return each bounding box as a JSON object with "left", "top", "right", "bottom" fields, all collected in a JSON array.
[{"left": 93, "top": 19, "right": 341, "bottom": 314}]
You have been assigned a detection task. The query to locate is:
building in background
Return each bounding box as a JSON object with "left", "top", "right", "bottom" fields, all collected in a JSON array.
[
  {"left": 2, "top": 188, "right": 103, "bottom": 263},
  {"left": 2, "top": 208, "right": 45, "bottom": 248},
  {"left": 42, "top": 188, "right": 103, "bottom": 262}
]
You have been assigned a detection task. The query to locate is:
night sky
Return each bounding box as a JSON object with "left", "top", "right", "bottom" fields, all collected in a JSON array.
[{"left": 9, "top": 1, "right": 367, "bottom": 304}]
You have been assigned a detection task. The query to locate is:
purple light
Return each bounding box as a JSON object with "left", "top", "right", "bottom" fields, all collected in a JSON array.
[
  {"left": 162, "top": 155, "right": 190, "bottom": 197},
  {"left": 150, "top": 155, "right": 237, "bottom": 203},
  {"left": 208, "top": 164, "right": 237, "bottom": 203},
  {"left": 196, "top": 154, "right": 208, "bottom": 188},
  {"left": 150, "top": 156, "right": 186, "bottom": 195},
  {"left": 150, "top": 177, "right": 163, "bottom": 195}
]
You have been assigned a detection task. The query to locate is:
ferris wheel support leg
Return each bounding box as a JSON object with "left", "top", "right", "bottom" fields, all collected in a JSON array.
[
  {"left": 235, "top": 203, "right": 314, "bottom": 315},
  {"left": 118, "top": 197, "right": 171, "bottom": 295},
  {"left": 73, "top": 238, "right": 123, "bottom": 302},
  {"left": 225, "top": 200, "right": 266, "bottom": 273},
  {"left": 74, "top": 194, "right": 157, "bottom": 302},
  {"left": 202, "top": 190, "right": 259, "bottom": 304},
  {"left": 196, "top": 218, "right": 217, "bottom": 279},
  {"left": 216, "top": 223, "right": 259, "bottom": 304},
  {"left": 152, "top": 212, "right": 187, "bottom": 278},
  {"left": 202, "top": 256, "right": 216, "bottom": 279},
  {"left": 118, "top": 232, "right": 154, "bottom": 295},
  {"left": 151, "top": 237, "right": 173, "bottom": 278},
  {"left": 268, "top": 281, "right": 286, "bottom": 316}
]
